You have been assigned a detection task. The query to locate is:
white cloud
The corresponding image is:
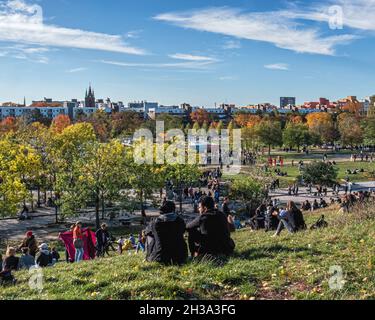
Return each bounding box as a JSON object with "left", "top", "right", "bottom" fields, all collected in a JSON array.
[
  {"left": 281, "top": 0, "right": 375, "bottom": 32},
  {"left": 66, "top": 67, "right": 87, "bottom": 73},
  {"left": 154, "top": 7, "right": 357, "bottom": 55},
  {"left": 99, "top": 59, "right": 216, "bottom": 70},
  {"left": 222, "top": 39, "right": 241, "bottom": 49},
  {"left": 168, "top": 53, "right": 217, "bottom": 62},
  {"left": 219, "top": 76, "right": 237, "bottom": 80},
  {"left": 0, "top": 0, "right": 146, "bottom": 55},
  {"left": 264, "top": 63, "right": 289, "bottom": 71},
  {"left": 0, "top": 44, "right": 50, "bottom": 63}
]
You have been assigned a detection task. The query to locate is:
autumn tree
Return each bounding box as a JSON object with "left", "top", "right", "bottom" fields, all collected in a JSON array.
[
  {"left": 234, "top": 113, "right": 261, "bottom": 128},
  {"left": 190, "top": 109, "right": 211, "bottom": 126},
  {"left": 337, "top": 113, "right": 363, "bottom": 146},
  {"left": 111, "top": 111, "right": 144, "bottom": 137},
  {"left": 0, "top": 139, "right": 41, "bottom": 216},
  {"left": 306, "top": 112, "right": 337, "bottom": 144},
  {"left": 51, "top": 114, "right": 71, "bottom": 134},
  {"left": 0, "top": 117, "right": 18, "bottom": 135},
  {"left": 77, "top": 140, "right": 130, "bottom": 229}
]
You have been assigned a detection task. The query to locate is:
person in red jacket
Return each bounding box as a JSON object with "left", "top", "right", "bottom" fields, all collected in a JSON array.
[{"left": 73, "top": 222, "right": 84, "bottom": 262}]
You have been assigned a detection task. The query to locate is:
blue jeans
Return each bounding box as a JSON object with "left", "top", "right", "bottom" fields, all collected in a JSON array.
[
  {"left": 275, "top": 219, "right": 294, "bottom": 235},
  {"left": 75, "top": 248, "right": 84, "bottom": 262}
]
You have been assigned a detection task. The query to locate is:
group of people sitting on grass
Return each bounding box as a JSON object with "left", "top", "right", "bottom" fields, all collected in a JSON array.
[
  {"left": 0, "top": 231, "right": 60, "bottom": 284},
  {"left": 338, "top": 190, "right": 375, "bottom": 213},
  {"left": 246, "top": 201, "right": 307, "bottom": 237},
  {"left": 144, "top": 196, "right": 235, "bottom": 265}
]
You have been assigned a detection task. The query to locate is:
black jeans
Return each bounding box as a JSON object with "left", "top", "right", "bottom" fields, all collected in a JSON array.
[{"left": 187, "top": 229, "right": 202, "bottom": 257}]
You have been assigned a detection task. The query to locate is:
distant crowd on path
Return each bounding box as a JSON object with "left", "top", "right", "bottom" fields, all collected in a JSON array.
[{"left": 350, "top": 152, "right": 374, "bottom": 163}]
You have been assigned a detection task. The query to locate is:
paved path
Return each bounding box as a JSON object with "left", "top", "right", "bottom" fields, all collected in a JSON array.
[
  {"left": 1, "top": 180, "right": 374, "bottom": 241},
  {"left": 269, "top": 181, "right": 375, "bottom": 205}
]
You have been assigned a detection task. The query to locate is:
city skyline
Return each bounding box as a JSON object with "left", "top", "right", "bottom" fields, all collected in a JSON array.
[{"left": 1, "top": 0, "right": 375, "bottom": 106}]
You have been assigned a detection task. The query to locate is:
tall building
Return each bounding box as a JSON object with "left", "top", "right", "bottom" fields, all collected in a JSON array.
[
  {"left": 85, "top": 85, "right": 96, "bottom": 108},
  {"left": 280, "top": 97, "right": 296, "bottom": 108}
]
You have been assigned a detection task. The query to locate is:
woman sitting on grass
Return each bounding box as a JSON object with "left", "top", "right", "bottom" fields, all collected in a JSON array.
[
  {"left": 2, "top": 247, "right": 19, "bottom": 271},
  {"left": 272, "top": 201, "right": 306, "bottom": 237},
  {"left": 19, "top": 247, "right": 35, "bottom": 270}
]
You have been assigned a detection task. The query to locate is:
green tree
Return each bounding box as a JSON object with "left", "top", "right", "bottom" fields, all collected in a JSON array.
[
  {"left": 362, "top": 116, "right": 375, "bottom": 145},
  {"left": 283, "top": 122, "right": 311, "bottom": 152},
  {"left": 300, "top": 162, "right": 338, "bottom": 187},
  {"left": 338, "top": 113, "right": 363, "bottom": 146},
  {"left": 0, "top": 139, "right": 40, "bottom": 217},
  {"left": 255, "top": 120, "right": 283, "bottom": 155},
  {"left": 165, "top": 164, "right": 200, "bottom": 213},
  {"left": 77, "top": 140, "right": 129, "bottom": 229}
]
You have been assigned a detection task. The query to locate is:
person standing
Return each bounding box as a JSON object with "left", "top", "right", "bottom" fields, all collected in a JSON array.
[
  {"left": 73, "top": 221, "right": 84, "bottom": 263},
  {"left": 95, "top": 223, "right": 110, "bottom": 258}
]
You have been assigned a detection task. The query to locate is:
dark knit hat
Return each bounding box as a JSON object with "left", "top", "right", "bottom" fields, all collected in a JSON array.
[{"left": 160, "top": 201, "right": 176, "bottom": 214}]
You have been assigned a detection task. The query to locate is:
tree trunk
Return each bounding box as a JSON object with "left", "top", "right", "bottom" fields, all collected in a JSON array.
[
  {"left": 37, "top": 186, "right": 41, "bottom": 208},
  {"left": 101, "top": 196, "right": 105, "bottom": 220},
  {"left": 30, "top": 189, "right": 34, "bottom": 212},
  {"left": 268, "top": 145, "right": 271, "bottom": 156},
  {"left": 55, "top": 205, "right": 58, "bottom": 224},
  {"left": 140, "top": 189, "right": 146, "bottom": 224},
  {"left": 95, "top": 194, "right": 100, "bottom": 230}
]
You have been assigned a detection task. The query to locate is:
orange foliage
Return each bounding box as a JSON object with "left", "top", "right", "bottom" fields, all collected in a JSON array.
[
  {"left": 341, "top": 101, "right": 363, "bottom": 115},
  {"left": 289, "top": 115, "right": 304, "bottom": 124},
  {"left": 51, "top": 114, "right": 71, "bottom": 134},
  {"left": 234, "top": 114, "right": 261, "bottom": 128},
  {"left": 0, "top": 117, "right": 17, "bottom": 133},
  {"left": 190, "top": 109, "right": 210, "bottom": 126},
  {"left": 306, "top": 112, "right": 332, "bottom": 129}
]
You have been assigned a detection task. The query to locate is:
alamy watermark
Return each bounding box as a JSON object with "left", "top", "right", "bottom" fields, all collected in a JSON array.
[
  {"left": 328, "top": 5, "right": 344, "bottom": 30},
  {"left": 28, "top": 266, "right": 44, "bottom": 293},
  {"left": 328, "top": 265, "right": 345, "bottom": 290},
  {"left": 132, "top": 121, "right": 242, "bottom": 175}
]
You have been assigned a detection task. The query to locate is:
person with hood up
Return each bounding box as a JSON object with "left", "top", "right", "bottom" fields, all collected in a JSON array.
[{"left": 145, "top": 201, "right": 187, "bottom": 265}]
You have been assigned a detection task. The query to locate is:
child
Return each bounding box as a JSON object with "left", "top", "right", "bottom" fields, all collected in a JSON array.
[
  {"left": 136, "top": 231, "right": 146, "bottom": 253},
  {"left": 117, "top": 236, "right": 125, "bottom": 254},
  {"left": 129, "top": 234, "right": 136, "bottom": 248},
  {"left": 51, "top": 247, "right": 60, "bottom": 264}
]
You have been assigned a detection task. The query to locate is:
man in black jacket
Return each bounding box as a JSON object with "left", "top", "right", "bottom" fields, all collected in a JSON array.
[
  {"left": 186, "top": 196, "right": 235, "bottom": 258},
  {"left": 145, "top": 201, "right": 187, "bottom": 265},
  {"left": 95, "top": 223, "right": 110, "bottom": 258}
]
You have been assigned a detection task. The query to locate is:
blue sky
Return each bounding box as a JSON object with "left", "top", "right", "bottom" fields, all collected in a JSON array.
[{"left": 0, "top": 0, "right": 375, "bottom": 106}]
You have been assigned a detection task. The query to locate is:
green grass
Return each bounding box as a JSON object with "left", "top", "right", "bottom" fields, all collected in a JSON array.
[
  {"left": 1, "top": 204, "right": 374, "bottom": 300},
  {"left": 270, "top": 161, "right": 374, "bottom": 186}
]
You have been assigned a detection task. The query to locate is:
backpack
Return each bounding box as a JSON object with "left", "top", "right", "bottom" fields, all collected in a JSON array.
[{"left": 310, "top": 215, "right": 328, "bottom": 230}]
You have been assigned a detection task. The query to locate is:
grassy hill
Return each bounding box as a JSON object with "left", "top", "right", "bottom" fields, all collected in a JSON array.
[{"left": 1, "top": 204, "right": 374, "bottom": 300}]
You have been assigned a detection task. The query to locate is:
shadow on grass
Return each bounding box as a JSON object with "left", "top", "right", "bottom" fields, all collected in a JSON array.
[{"left": 234, "top": 244, "right": 322, "bottom": 261}]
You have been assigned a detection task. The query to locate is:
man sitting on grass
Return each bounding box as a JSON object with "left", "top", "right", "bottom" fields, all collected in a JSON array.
[
  {"left": 145, "top": 201, "right": 188, "bottom": 265},
  {"left": 186, "top": 196, "right": 235, "bottom": 258}
]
